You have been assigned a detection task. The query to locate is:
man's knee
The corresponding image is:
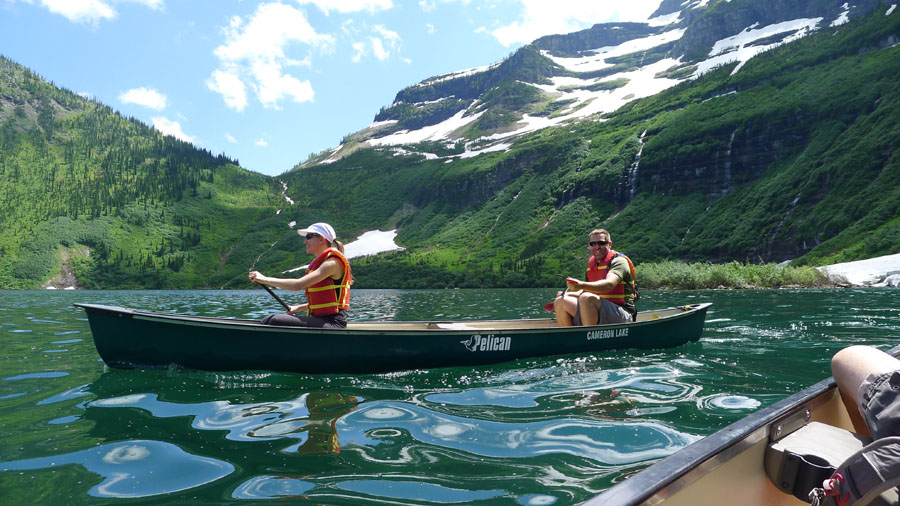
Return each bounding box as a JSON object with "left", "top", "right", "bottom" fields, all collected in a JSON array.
[{"left": 578, "top": 292, "right": 600, "bottom": 306}]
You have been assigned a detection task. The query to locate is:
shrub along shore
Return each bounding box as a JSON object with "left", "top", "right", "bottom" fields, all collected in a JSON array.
[
  {"left": 638, "top": 261, "right": 833, "bottom": 290},
  {"left": 352, "top": 255, "right": 836, "bottom": 290}
]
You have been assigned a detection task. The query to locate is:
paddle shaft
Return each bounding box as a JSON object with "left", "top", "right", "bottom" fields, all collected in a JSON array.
[{"left": 261, "top": 283, "right": 291, "bottom": 311}]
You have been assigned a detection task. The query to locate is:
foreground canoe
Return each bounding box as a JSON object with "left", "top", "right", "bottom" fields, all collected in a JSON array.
[
  {"left": 590, "top": 344, "right": 900, "bottom": 506},
  {"left": 74, "top": 302, "right": 711, "bottom": 374}
]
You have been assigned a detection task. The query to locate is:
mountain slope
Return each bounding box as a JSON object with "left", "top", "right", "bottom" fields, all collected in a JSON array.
[
  {"left": 274, "top": 5, "right": 900, "bottom": 288},
  {"left": 0, "top": 56, "right": 283, "bottom": 289},
  {"left": 306, "top": 0, "right": 889, "bottom": 168}
]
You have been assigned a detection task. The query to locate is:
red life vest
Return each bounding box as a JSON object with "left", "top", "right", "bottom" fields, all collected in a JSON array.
[
  {"left": 305, "top": 248, "right": 351, "bottom": 316},
  {"left": 585, "top": 249, "right": 637, "bottom": 308}
]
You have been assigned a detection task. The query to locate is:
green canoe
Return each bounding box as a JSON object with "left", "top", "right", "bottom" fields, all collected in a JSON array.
[{"left": 74, "top": 302, "right": 711, "bottom": 374}]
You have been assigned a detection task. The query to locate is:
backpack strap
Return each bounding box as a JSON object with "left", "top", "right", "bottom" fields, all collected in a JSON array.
[{"left": 810, "top": 436, "right": 900, "bottom": 506}]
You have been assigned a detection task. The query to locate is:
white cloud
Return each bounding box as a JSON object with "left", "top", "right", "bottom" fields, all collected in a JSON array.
[
  {"left": 38, "top": 0, "right": 116, "bottom": 23},
  {"left": 255, "top": 138, "right": 269, "bottom": 147},
  {"left": 251, "top": 59, "right": 315, "bottom": 108},
  {"left": 492, "top": 0, "right": 663, "bottom": 47},
  {"left": 371, "top": 37, "right": 389, "bottom": 60},
  {"left": 225, "top": 133, "right": 237, "bottom": 143},
  {"left": 349, "top": 25, "right": 402, "bottom": 62},
  {"left": 351, "top": 42, "right": 366, "bottom": 63},
  {"left": 28, "top": 0, "right": 163, "bottom": 24},
  {"left": 207, "top": 68, "right": 248, "bottom": 111},
  {"left": 208, "top": 3, "right": 334, "bottom": 110},
  {"left": 124, "top": 0, "right": 164, "bottom": 9},
  {"left": 426, "top": 23, "right": 435, "bottom": 34},
  {"left": 341, "top": 19, "right": 359, "bottom": 36},
  {"left": 152, "top": 117, "right": 195, "bottom": 143},
  {"left": 374, "top": 24, "right": 400, "bottom": 43},
  {"left": 417, "top": 0, "right": 472, "bottom": 13},
  {"left": 373, "top": 25, "right": 401, "bottom": 60},
  {"left": 118, "top": 86, "right": 167, "bottom": 110},
  {"left": 295, "top": 0, "right": 393, "bottom": 15}
]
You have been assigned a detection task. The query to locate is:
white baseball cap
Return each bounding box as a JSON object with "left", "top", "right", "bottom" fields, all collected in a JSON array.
[{"left": 297, "top": 222, "right": 336, "bottom": 243}]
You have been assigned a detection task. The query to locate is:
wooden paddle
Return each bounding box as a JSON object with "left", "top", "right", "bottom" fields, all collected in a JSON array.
[
  {"left": 257, "top": 279, "right": 291, "bottom": 311},
  {"left": 249, "top": 266, "right": 292, "bottom": 311}
]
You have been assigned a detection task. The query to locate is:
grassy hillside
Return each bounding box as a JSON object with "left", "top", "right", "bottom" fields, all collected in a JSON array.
[{"left": 0, "top": 56, "right": 284, "bottom": 289}]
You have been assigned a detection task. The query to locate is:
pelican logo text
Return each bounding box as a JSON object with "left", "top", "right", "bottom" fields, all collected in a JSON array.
[
  {"left": 586, "top": 328, "right": 629, "bottom": 340},
  {"left": 460, "top": 334, "right": 511, "bottom": 352}
]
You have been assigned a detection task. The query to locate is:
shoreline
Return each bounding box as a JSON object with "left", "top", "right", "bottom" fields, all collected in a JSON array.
[{"left": 37, "top": 232, "right": 899, "bottom": 290}]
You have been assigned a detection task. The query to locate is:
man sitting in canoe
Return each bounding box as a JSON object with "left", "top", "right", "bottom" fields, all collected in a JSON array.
[
  {"left": 249, "top": 222, "right": 351, "bottom": 328},
  {"left": 553, "top": 228, "right": 637, "bottom": 326}
]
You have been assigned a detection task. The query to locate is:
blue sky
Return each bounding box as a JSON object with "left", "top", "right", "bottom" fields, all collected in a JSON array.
[{"left": 1, "top": 0, "right": 663, "bottom": 176}]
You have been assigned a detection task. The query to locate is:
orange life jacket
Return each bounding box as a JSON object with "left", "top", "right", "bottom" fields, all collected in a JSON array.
[
  {"left": 586, "top": 249, "right": 638, "bottom": 309},
  {"left": 305, "top": 248, "right": 351, "bottom": 316}
]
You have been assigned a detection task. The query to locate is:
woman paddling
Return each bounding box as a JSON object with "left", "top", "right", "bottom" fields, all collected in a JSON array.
[{"left": 249, "top": 222, "right": 351, "bottom": 328}]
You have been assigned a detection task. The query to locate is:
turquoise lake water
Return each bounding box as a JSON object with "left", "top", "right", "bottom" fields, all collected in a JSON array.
[{"left": 1, "top": 288, "right": 898, "bottom": 504}]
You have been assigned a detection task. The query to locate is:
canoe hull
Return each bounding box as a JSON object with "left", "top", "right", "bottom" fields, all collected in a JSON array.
[{"left": 75, "top": 303, "right": 711, "bottom": 374}]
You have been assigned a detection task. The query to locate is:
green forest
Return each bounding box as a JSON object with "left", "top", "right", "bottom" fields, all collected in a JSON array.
[
  {"left": 0, "top": 57, "right": 282, "bottom": 289},
  {"left": 1, "top": 8, "right": 899, "bottom": 290}
]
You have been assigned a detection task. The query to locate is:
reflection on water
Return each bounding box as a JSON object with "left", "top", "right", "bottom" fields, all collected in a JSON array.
[
  {"left": 0, "top": 440, "right": 234, "bottom": 498},
  {"left": 91, "top": 389, "right": 360, "bottom": 456},
  {"left": 0, "top": 288, "right": 898, "bottom": 504}
]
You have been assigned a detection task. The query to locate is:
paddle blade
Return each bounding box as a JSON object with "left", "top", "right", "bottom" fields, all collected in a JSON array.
[{"left": 543, "top": 301, "right": 555, "bottom": 312}]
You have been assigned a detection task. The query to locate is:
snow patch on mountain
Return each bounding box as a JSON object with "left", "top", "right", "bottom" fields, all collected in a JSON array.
[
  {"left": 367, "top": 108, "right": 485, "bottom": 146},
  {"left": 391, "top": 147, "right": 439, "bottom": 159},
  {"left": 819, "top": 253, "right": 900, "bottom": 287},
  {"left": 544, "top": 28, "right": 686, "bottom": 73},
  {"left": 500, "top": 56, "right": 682, "bottom": 138},
  {"left": 695, "top": 18, "right": 823, "bottom": 76},
  {"left": 831, "top": 3, "right": 851, "bottom": 26},
  {"left": 344, "top": 230, "right": 404, "bottom": 259},
  {"left": 648, "top": 11, "right": 682, "bottom": 27}
]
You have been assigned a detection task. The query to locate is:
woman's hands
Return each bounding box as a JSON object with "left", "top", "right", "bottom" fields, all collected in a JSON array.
[
  {"left": 287, "top": 304, "right": 307, "bottom": 315},
  {"left": 248, "top": 271, "right": 267, "bottom": 284}
]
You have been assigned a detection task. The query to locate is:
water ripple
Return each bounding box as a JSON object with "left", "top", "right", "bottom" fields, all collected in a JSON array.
[
  {"left": 344, "top": 401, "right": 702, "bottom": 465},
  {"left": 4, "top": 371, "right": 69, "bottom": 381},
  {"left": 0, "top": 440, "right": 234, "bottom": 498},
  {"left": 232, "top": 475, "right": 315, "bottom": 499}
]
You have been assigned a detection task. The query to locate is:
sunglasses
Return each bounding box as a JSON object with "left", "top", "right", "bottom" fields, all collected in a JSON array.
[
  {"left": 305, "top": 233, "right": 321, "bottom": 240},
  {"left": 589, "top": 240, "right": 609, "bottom": 247}
]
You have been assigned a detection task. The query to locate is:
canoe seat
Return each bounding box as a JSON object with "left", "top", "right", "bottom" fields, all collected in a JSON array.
[
  {"left": 766, "top": 421, "right": 871, "bottom": 501},
  {"left": 765, "top": 418, "right": 900, "bottom": 505}
]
